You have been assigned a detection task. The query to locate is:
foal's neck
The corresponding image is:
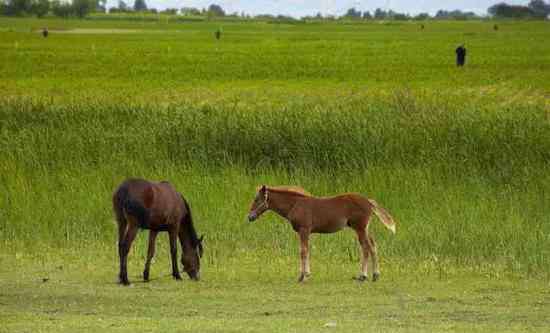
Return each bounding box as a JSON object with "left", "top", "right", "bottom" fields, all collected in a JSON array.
[{"left": 268, "top": 190, "right": 302, "bottom": 220}]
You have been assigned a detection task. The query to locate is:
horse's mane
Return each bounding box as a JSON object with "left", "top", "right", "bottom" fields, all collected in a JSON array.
[
  {"left": 181, "top": 195, "right": 200, "bottom": 247},
  {"left": 267, "top": 186, "right": 311, "bottom": 197}
]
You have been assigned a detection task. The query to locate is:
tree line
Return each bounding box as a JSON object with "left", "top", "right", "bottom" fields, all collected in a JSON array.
[{"left": 1, "top": 0, "right": 549, "bottom": 20}]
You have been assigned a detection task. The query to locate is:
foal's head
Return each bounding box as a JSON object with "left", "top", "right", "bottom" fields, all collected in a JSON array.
[
  {"left": 181, "top": 235, "right": 204, "bottom": 280},
  {"left": 248, "top": 185, "right": 269, "bottom": 222}
]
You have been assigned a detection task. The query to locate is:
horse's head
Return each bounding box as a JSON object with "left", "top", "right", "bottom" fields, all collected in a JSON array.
[
  {"left": 248, "top": 185, "right": 269, "bottom": 222},
  {"left": 181, "top": 235, "right": 203, "bottom": 280}
]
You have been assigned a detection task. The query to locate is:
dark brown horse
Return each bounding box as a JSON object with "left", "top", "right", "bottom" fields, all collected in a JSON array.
[
  {"left": 248, "top": 186, "right": 396, "bottom": 282},
  {"left": 113, "top": 178, "right": 203, "bottom": 285}
]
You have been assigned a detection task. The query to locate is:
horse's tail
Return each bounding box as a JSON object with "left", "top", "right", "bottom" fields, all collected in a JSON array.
[
  {"left": 367, "top": 199, "right": 396, "bottom": 234},
  {"left": 113, "top": 184, "right": 149, "bottom": 229}
]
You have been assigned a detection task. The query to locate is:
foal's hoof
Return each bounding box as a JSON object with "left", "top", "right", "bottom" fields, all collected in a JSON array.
[
  {"left": 353, "top": 275, "right": 368, "bottom": 282},
  {"left": 173, "top": 273, "right": 182, "bottom": 281},
  {"left": 298, "top": 273, "right": 311, "bottom": 283},
  {"left": 372, "top": 272, "right": 380, "bottom": 282},
  {"left": 143, "top": 272, "right": 150, "bottom": 282}
]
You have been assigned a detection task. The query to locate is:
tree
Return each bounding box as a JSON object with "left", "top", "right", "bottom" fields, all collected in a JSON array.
[
  {"left": 31, "top": 0, "right": 49, "bottom": 17},
  {"left": 343, "top": 7, "right": 361, "bottom": 19},
  {"left": 181, "top": 6, "right": 200, "bottom": 16},
  {"left": 51, "top": 0, "right": 72, "bottom": 17},
  {"left": 133, "top": 0, "right": 146, "bottom": 11},
  {"left": 488, "top": 3, "right": 533, "bottom": 18},
  {"left": 414, "top": 12, "right": 430, "bottom": 20},
  {"left": 117, "top": 0, "right": 129, "bottom": 12},
  {"left": 96, "top": 0, "right": 106, "bottom": 13},
  {"left": 5, "top": 0, "right": 32, "bottom": 16},
  {"left": 207, "top": 4, "right": 224, "bottom": 17},
  {"left": 374, "top": 8, "right": 386, "bottom": 19},
  {"left": 161, "top": 7, "right": 177, "bottom": 15},
  {"left": 362, "top": 11, "right": 372, "bottom": 19},
  {"left": 72, "top": 0, "right": 95, "bottom": 18},
  {"left": 528, "top": 0, "right": 550, "bottom": 17}
]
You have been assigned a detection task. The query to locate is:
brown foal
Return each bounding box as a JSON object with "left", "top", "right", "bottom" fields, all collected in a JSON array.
[
  {"left": 248, "top": 185, "right": 396, "bottom": 282},
  {"left": 113, "top": 178, "right": 203, "bottom": 285}
]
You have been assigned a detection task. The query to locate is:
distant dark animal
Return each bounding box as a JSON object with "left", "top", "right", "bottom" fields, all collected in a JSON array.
[
  {"left": 215, "top": 29, "right": 221, "bottom": 40},
  {"left": 493, "top": 24, "right": 499, "bottom": 31},
  {"left": 113, "top": 178, "right": 203, "bottom": 285},
  {"left": 455, "top": 44, "right": 466, "bottom": 67},
  {"left": 420, "top": 24, "right": 424, "bottom": 30},
  {"left": 247, "top": 186, "right": 396, "bottom": 283},
  {"left": 42, "top": 28, "right": 48, "bottom": 38}
]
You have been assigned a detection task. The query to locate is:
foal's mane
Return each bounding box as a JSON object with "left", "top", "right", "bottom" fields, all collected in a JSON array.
[{"left": 267, "top": 186, "right": 311, "bottom": 197}]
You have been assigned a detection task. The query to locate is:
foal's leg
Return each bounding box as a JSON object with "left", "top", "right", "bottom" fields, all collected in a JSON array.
[
  {"left": 298, "top": 229, "right": 311, "bottom": 282},
  {"left": 368, "top": 234, "right": 381, "bottom": 281},
  {"left": 120, "top": 223, "right": 138, "bottom": 285},
  {"left": 169, "top": 229, "right": 182, "bottom": 280},
  {"left": 355, "top": 228, "right": 371, "bottom": 282},
  {"left": 143, "top": 230, "right": 158, "bottom": 282}
]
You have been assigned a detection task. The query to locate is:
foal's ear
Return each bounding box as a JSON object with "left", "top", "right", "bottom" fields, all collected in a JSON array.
[{"left": 260, "top": 185, "right": 267, "bottom": 192}]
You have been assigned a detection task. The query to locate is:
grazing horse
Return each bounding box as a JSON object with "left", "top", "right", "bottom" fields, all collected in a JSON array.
[
  {"left": 247, "top": 186, "right": 396, "bottom": 282},
  {"left": 113, "top": 178, "right": 203, "bottom": 285}
]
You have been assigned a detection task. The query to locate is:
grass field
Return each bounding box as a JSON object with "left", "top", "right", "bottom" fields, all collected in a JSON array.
[{"left": 1, "top": 17, "right": 550, "bottom": 332}]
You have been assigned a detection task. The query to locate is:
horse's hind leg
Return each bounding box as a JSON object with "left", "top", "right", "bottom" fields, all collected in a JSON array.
[
  {"left": 119, "top": 223, "right": 138, "bottom": 285},
  {"left": 354, "top": 228, "right": 371, "bottom": 282},
  {"left": 143, "top": 230, "right": 158, "bottom": 282},
  {"left": 117, "top": 213, "right": 128, "bottom": 268},
  {"left": 169, "top": 229, "right": 182, "bottom": 280},
  {"left": 368, "top": 234, "right": 380, "bottom": 281}
]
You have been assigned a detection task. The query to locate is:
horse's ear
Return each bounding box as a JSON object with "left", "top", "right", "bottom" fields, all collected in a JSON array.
[{"left": 260, "top": 185, "right": 267, "bottom": 192}]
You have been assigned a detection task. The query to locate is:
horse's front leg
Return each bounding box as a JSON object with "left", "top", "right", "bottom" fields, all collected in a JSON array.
[
  {"left": 143, "top": 230, "right": 158, "bottom": 282},
  {"left": 169, "top": 229, "right": 182, "bottom": 280},
  {"left": 298, "top": 229, "right": 311, "bottom": 283}
]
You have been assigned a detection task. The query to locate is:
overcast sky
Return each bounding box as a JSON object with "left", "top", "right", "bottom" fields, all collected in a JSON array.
[{"left": 107, "top": 1, "right": 531, "bottom": 17}]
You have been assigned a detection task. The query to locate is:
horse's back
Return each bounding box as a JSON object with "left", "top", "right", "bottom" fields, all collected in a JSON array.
[{"left": 113, "top": 178, "right": 185, "bottom": 229}]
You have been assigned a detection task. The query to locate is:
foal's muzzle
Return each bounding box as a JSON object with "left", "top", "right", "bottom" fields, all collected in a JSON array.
[{"left": 248, "top": 213, "right": 257, "bottom": 222}]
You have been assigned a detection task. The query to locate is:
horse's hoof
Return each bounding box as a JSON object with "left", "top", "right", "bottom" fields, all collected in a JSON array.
[
  {"left": 353, "top": 275, "right": 368, "bottom": 282},
  {"left": 372, "top": 272, "right": 380, "bottom": 282},
  {"left": 143, "top": 272, "right": 150, "bottom": 282},
  {"left": 120, "top": 280, "right": 131, "bottom": 286},
  {"left": 173, "top": 274, "right": 182, "bottom": 281}
]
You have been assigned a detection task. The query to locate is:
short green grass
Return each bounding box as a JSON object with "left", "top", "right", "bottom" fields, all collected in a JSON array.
[
  {"left": 1, "top": 17, "right": 550, "bottom": 332},
  {"left": 2, "top": 251, "right": 550, "bottom": 333}
]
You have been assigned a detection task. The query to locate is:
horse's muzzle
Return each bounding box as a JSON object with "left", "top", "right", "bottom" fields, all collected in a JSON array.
[
  {"left": 188, "top": 271, "right": 200, "bottom": 281},
  {"left": 247, "top": 213, "right": 256, "bottom": 222}
]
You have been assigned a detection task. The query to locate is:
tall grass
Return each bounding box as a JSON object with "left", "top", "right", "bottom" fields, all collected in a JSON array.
[{"left": 1, "top": 95, "right": 549, "bottom": 275}]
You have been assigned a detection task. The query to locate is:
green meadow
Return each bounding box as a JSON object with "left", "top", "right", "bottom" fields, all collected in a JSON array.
[{"left": 1, "top": 17, "right": 550, "bottom": 332}]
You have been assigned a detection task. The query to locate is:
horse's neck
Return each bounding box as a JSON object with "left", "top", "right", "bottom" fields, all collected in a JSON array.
[
  {"left": 180, "top": 231, "right": 194, "bottom": 251},
  {"left": 269, "top": 191, "right": 301, "bottom": 219}
]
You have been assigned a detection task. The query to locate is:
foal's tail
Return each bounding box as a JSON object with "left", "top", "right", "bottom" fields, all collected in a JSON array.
[{"left": 368, "top": 199, "right": 396, "bottom": 234}]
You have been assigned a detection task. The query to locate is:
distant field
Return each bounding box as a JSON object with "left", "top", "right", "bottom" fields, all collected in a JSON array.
[{"left": 1, "top": 17, "right": 549, "bottom": 332}]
